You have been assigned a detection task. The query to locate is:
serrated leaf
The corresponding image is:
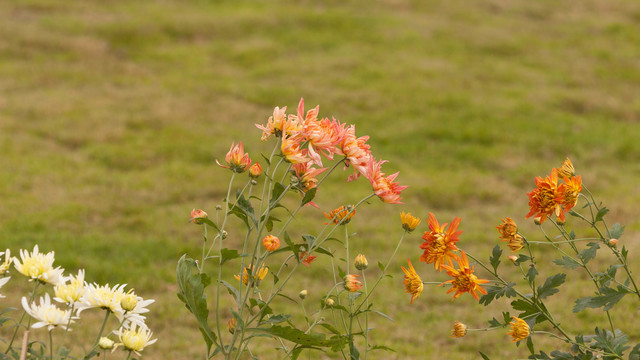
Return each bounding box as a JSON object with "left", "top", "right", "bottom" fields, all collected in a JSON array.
[
  {"left": 553, "top": 256, "right": 581, "bottom": 269},
  {"left": 609, "top": 223, "right": 625, "bottom": 240},
  {"left": 488, "top": 317, "right": 502, "bottom": 328},
  {"left": 591, "top": 327, "right": 629, "bottom": 356},
  {"left": 254, "top": 325, "right": 347, "bottom": 350},
  {"left": 527, "top": 266, "right": 538, "bottom": 287},
  {"left": 595, "top": 207, "right": 610, "bottom": 222},
  {"left": 301, "top": 188, "right": 317, "bottom": 206},
  {"left": 490, "top": 245, "right": 502, "bottom": 273},
  {"left": 548, "top": 351, "right": 574, "bottom": 359},
  {"left": 302, "top": 234, "right": 317, "bottom": 248},
  {"left": 628, "top": 343, "right": 640, "bottom": 360},
  {"left": 537, "top": 273, "right": 566, "bottom": 300},
  {"left": 515, "top": 255, "right": 531, "bottom": 265},
  {"left": 578, "top": 242, "right": 600, "bottom": 265},
  {"left": 479, "top": 283, "right": 517, "bottom": 306},
  {"left": 270, "top": 182, "right": 286, "bottom": 207},
  {"left": 573, "top": 286, "right": 631, "bottom": 312},
  {"left": 511, "top": 299, "right": 546, "bottom": 325},
  {"left": 220, "top": 248, "right": 245, "bottom": 266}
]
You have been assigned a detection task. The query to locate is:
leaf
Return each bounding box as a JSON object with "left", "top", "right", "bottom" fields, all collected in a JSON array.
[
  {"left": 595, "top": 207, "right": 610, "bottom": 222},
  {"left": 609, "top": 223, "right": 625, "bottom": 240},
  {"left": 514, "top": 255, "right": 531, "bottom": 265},
  {"left": 270, "top": 182, "right": 286, "bottom": 207},
  {"left": 479, "top": 283, "right": 517, "bottom": 306},
  {"left": 198, "top": 218, "right": 220, "bottom": 232},
  {"left": 553, "top": 256, "right": 581, "bottom": 269},
  {"left": 301, "top": 188, "right": 317, "bottom": 206},
  {"left": 264, "top": 215, "right": 281, "bottom": 232},
  {"left": 220, "top": 280, "right": 240, "bottom": 303},
  {"left": 511, "top": 299, "right": 546, "bottom": 325},
  {"left": 378, "top": 261, "right": 385, "bottom": 272},
  {"left": 176, "top": 255, "right": 217, "bottom": 353},
  {"left": 490, "top": 245, "right": 502, "bottom": 273},
  {"left": 526, "top": 266, "right": 538, "bottom": 287},
  {"left": 628, "top": 343, "right": 640, "bottom": 360},
  {"left": 526, "top": 337, "right": 535, "bottom": 355},
  {"left": 578, "top": 242, "right": 600, "bottom": 265},
  {"left": 371, "top": 310, "right": 393, "bottom": 322},
  {"left": 220, "top": 248, "right": 244, "bottom": 266},
  {"left": 591, "top": 327, "right": 629, "bottom": 356},
  {"left": 261, "top": 153, "right": 271, "bottom": 166},
  {"left": 536, "top": 273, "right": 566, "bottom": 300},
  {"left": 479, "top": 352, "right": 491, "bottom": 360},
  {"left": 302, "top": 234, "right": 317, "bottom": 248},
  {"left": 259, "top": 314, "right": 290, "bottom": 325},
  {"left": 573, "top": 285, "right": 631, "bottom": 312},
  {"left": 254, "top": 325, "right": 347, "bottom": 350},
  {"left": 370, "top": 345, "right": 395, "bottom": 353}
]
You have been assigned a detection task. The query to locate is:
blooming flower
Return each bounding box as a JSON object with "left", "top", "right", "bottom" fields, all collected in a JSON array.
[
  {"left": 343, "top": 274, "right": 362, "bottom": 292},
  {"left": 507, "top": 234, "right": 525, "bottom": 252},
  {"left": 0, "top": 249, "right": 11, "bottom": 275},
  {"left": 496, "top": 217, "right": 518, "bottom": 242},
  {"left": 440, "top": 251, "right": 489, "bottom": 301},
  {"left": 400, "top": 212, "right": 420, "bottom": 232},
  {"left": 299, "top": 252, "right": 316, "bottom": 267},
  {"left": 354, "top": 254, "right": 368, "bottom": 270},
  {"left": 189, "top": 209, "right": 208, "bottom": 224},
  {"left": 559, "top": 175, "right": 582, "bottom": 213},
  {"left": 419, "top": 213, "right": 462, "bottom": 270},
  {"left": 526, "top": 169, "right": 564, "bottom": 224},
  {"left": 234, "top": 265, "right": 268, "bottom": 286},
  {"left": 76, "top": 283, "right": 127, "bottom": 321},
  {"left": 292, "top": 161, "right": 327, "bottom": 192},
  {"left": 54, "top": 269, "right": 85, "bottom": 305},
  {"left": 556, "top": 157, "right": 575, "bottom": 178},
  {"left": 365, "top": 158, "right": 408, "bottom": 204},
  {"left": 14, "top": 245, "right": 64, "bottom": 285},
  {"left": 323, "top": 205, "right": 356, "bottom": 225},
  {"left": 339, "top": 125, "right": 372, "bottom": 182},
  {"left": 262, "top": 235, "right": 280, "bottom": 252},
  {"left": 114, "top": 320, "right": 157, "bottom": 355},
  {"left": 216, "top": 142, "right": 252, "bottom": 173},
  {"left": 507, "top": 316, "right": 530, "bottom": 342},
  {"left": 401, "top": 259, "right": 423, "bottom": 304},
  {"left": 249, "top": 162, "right": 262, "bottom": 178},
  {"left": 451, "top": 321, "right": 467, "bottom": 338},
  {"left": 281, "top": 134, "right": 309, "bottom": 164},
  {"left": 256, "top": 106, "right": 288, "bottom": 141},
  {"left": 22, "top": 293, "right": 73, "bottom": 331}
]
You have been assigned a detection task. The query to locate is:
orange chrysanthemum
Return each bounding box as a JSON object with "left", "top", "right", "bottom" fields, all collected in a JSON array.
[
  {"left": 292, "top": 162, "right": 327, "bottom": 192},
  {"left": 400, "top": 212, "right": 420, "bottom": 232},
  {"left": 419, "top": 213, "right": 462, "bottom": 270},
  {"left": 507, "top": 316, "right": 530, "bottom": 342},
  {"left": 559, "top": 175, "right": 582, "bottom": 212},
  {"left": 496, "top": 218, "right": 518, "bottom": 242},
  {"left": 299, "top": 252, "right": 316, "bottom": 267},
  {"left": 366, "top": 159, "right": 408, "bottom": 204},
  {"left": 526, "top": 169, "right": 564, "bottom": 224},
  {"left": 323, "top": 205, "right": 356, "bottom": 225},
  {"left": 401, "top": 259, "right": 423, "bottom": 304},
  {"left": 281, "top": 134, "right": 309, "bottom": 164},
  {"left": 556, "top": 157, "right": 575, "bottom": 178},
  {"left": 216, "top": 142, "right": 252, "bottom": 173},
  {"left": 440, "top": 251, "right": 489, "bottom": 301},
  {"left": 262, "top": 235, "right": 280, "bottom": 252},
  {"left": 234, "top": 265, "right": 268, "bottom": 286},
  {"left": 343, "top": 274, "right": 362, "bottom": 292},
  {"left": 507, "top": 234, "right": 525, "bottom": 252},
  {"left": 451, "top": 321, "right": 467, "bottom": 338}
]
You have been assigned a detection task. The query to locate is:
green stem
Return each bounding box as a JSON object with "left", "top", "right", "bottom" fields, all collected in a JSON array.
[
  {"left": 49, "top": 330, "right": 53, "bottom": 360},
  {"left": 6, "top": 281, "right": 40, "bottom": 354}
]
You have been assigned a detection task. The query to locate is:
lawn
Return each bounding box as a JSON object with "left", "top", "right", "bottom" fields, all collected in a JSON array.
[{"left": 1, "top": 0, "right": 640, "bottom": 358}]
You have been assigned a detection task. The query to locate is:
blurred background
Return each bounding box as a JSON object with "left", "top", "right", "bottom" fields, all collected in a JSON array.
[{"left": 1, "top": 0, "right": 639, "bottom": 358}]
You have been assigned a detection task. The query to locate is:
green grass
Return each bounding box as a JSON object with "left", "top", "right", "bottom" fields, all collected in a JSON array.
[{"left": 1, "top": 0, "right": 640, "bottom": 358}]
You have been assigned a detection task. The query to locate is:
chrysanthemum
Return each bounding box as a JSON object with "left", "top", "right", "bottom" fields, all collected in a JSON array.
[
  {"left": 339, "top": 125, "right": 372, "bottom": 182},
  {"left": 120, "top": 289, "right": 154, "bottom": 321},
  {"left": 419, "top": 213, "right": 462, "bottom": 270},
  {"left": 0, "top": 249, "right": 11, "bottom": 275},
  {"left": 343, "top": 274, "right": 362, "bottom": 292},
  {"left": 440, "top": 251, "right": 489, "bottom": 301},
  {"left": 299, "top": 252, "right": 316, "bottom": 267},
  {"left": 281, "top": 134, "right": 309, "bottom": 164},
  {"left": 400, "top": 212, "right": 420, "bottom": 232},
  {"left": 526, "top": 169, "right": 564, "bottom": 224},
  {"left": 507, "top": 316, "right": 530, "bottom": 342},
  {"left": 14, "top": 245, "right": 64, "bottom": 285},
  {"left": 292, "top": 161, "right": 327, "bottom": 191},
  {"left": 366, "top": 159, "right": 408, "bottom": 204},
  {"left": 556, "top": 157, "right": 575, "bottom": 178},
  {"left": 507, "top": 234, "right": 525, "bottom": 252},
  {"left": 22, "top": 293, "right": 73, "bottom": 331},
  {"left": 54, "top": 269, "right": 85, "bottom": 305},
  {"left": 559, "top": 175, "right": 582, "bottom": 212},
  {"left": 354, "top": 254, "right": 368, "bottom": 270},
  {"left": 323, "top": 205, "right": 356, "bottom": 225},
  {"left": 114, "top": 320, "right": 157, "bottom": 355},
  {"left": 234, "top": 265, "right": 268, "bottom": 286},
  {"left": 496, "top": 218, "right": 518, "bottom": 242},
  {"left": 189, "top": 209, "right": 208, "bottom": 224},
  {"left": 256, "top": 106, "right": 288, "bottom": 141},
  {"left": 216, "top": 142, "right": 252, "bottom": 173},
  {"left": 401, "top": 259, "right": 423, "bottom": 304},
  {"left": 451, "top": 321, "right": 467, "bottom": 338},
  {"left": 76, "top": 283, "right": 127, "bottom": 321},
  {"left": 249, "top": 162, "right": 262, "bottom": 178},
  {"left": 262, "top": 235, "right": 280, "bottom": 252}
]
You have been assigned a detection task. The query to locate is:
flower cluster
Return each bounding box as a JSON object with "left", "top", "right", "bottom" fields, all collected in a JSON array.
[{"left": 526, "top": 158, "right": 582, "bottom": 224}]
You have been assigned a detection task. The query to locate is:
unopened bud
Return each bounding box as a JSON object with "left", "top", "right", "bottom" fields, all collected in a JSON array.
[
  {"left": 221, "top": 230, "right": 228, "bottom": 239},
  {"left": 120, "top": 290, "right": 138, "bottom": 312},
  {"left": 354, "top": 254, "right": 368, "bottom": 270},
  {"left": 249, "top": 162, "right": 262, "bottom": 178},
  {"left": 609, "top": 239, "right": 618, "bottom": 247},
  {"left": 325, "top": 298, "right": 334, "bottom": 307},
  {"left": 508, "top": 255, "right": 518, "bottom": 263},
  {"left": 98, "top": 337, "right": 114, "bottom": 350},
  {"left": 216, "top": 205, "right": 223, "bottom": 210},
  {"left": 250, "top": 179, "right": 258, "bottom": 185},
  {"left": 190, "top": 209, "right": 208, "bottom": 225},
  {"left": 299, "top": 289, "right": 308, "bottom": 300},
  {"left": 556, "top": 217, "right": 565, "bottom": 226},
  {"left": 227, "top": 318, "right": 237, "bottom": 334},
  {"left": 534, "top": 216, "right": 542, "bottom": 225}
]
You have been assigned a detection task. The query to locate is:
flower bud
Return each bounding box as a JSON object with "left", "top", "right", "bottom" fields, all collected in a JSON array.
[
  {"left": 262, "top": 235, "right": 280, "bottom": 252},
  {"left": 533, "top": 216, "right": 542, "bottom": 225},
  {"left": 556, "top": 217, "right": 565, "bottom": 225},
  {"left": 121, "top": 290, "right": 138, "bottom": 312},
  {"left": 216, "top": 205, "right": 223, "bottom": 210},
  {"left": 249, "top": 162, "right": 262, "bottom": 178},
  {"left": 190, "top": 209, "right": 208, "bottom": 225},
  {"left": 298, "top": 289, "right": 308, "bottom": 300},
  {"left": 507, "top": 255, "right": 518, "bottom": 263},
  {"left": 325, "top": 298, "right": 334, "bottom": 307},
  {"left": 400, "top": 212, "right": 420, "bottom": 232},
  {"left": 221, "top": 230, "right": 228, "bottom": 239},
  {"left": 609, "top": 238, "right": 618, "bottom": 246},
  {"left": 98, "top": 337, "right": 114, "bottom": 350},
  {"left": 451, "top": 321, "right": 467, "bottom": 338},
  {"left": 227, "top": 318, "right": 237, "bottom": 334},
  {"left": 354, "top": 254, "right": 368, "bottom": 270},
  {"left": 250, "top": 179, "right": 258, "bottom": 185}
]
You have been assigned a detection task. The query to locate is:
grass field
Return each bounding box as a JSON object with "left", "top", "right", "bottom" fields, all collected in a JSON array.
[{"left": 1, "top": 0, "right": 640, "bottom": 358}]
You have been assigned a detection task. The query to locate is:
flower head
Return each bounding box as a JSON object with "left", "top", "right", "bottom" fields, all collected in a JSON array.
[
  {"left": 299, "top": 252, "right": 316, "bottom": 267},
  {"left": 14, "top": 245, "right": 64, "bottom": 285},
  {"left": 559, "top": 175, "right": 582, "bottom": 213},
  {"left": 249, "top": 162, "right": 262, "bottom": 178},
  {"left": 256, "top": 106, "right": 289, "bottom": 141},
  {"left": 292, "top": 161, "right": 327, "bottom": 192},
  {"left": 354, "top": 254, "right": 368, "bottom": 270},
  {"left": 556, "top": 157, "right": 576, "bottom": 178},
  {"left": 401, "top": 259, "right": 423, "bottom": 304},
  {"left": 419, "top": 213, "right": 462, "bottom": 270},
  {"left": 190, "top": 209, "right": 208, "bottom": 224},
  {"left": 281, "top": 134, "right": 309, "bottom": 164},
  {"left": 400, "top": 212, "right": 420, "bottom": 232},
  {"left": 507, "top": 234, "right": 525, "bottom": 252},
  {"left": 120, "top": 289, "right": 154, "bottom": 320},
  {"left": 440, "top": 251, "right": 489, "bottom": 301},
  {"left": 54, "top": 269, "right": 85, "bottom": 305},
  {"left": 22, "top": 293, "right": 73, "bottom": 331},
  {"left": 366, "top": 158, "right": 408, "bottom": 204},
  {"left": 216, "top": 142, "right": 252, "bottom": 173},
  {"left": 323, "top": 205, "right": 355, "bottom": 225},
  {"left": 98, "top": 337, "right": 115, "bottom": 350},
  {"left": 496, "top": 218, "right": 518, "bottom": 242},
  {"left": 507, "top": 316, "right": 530, "bottom": 342},
  {"left": 114, "top": 321, "right": 157, "bottom": 355},
  {"left": 76, "top": 283, "right": 127, "bottom": 321},
  {"left": 234, "top": 265, "right": 268, "bottom": 286},
  {"left": 0, "top": 249, "right": 11, "bottom": 275},
  {"left": 451, "top": 321, "right": 467, "bottom": 338},
  {"left": 526, "top": 169, "right": 564, "bottom": 224},
  {"left": 343, "top": 274, "right": 362, "bottom": 292},
  {"left": 262, "top": 235, "right": 280, "bottom": 252}
]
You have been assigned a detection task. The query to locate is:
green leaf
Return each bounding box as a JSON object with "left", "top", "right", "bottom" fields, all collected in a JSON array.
[
  {"left": 370, "top": 345, "right": 395, "bottom": 353},
  {"left": 591, "top": 327, "right": 629, "bottom": 356},
  {"left": 578, "top": 242, "right": 600, "bottom": 265},
  {"left": 511, "top": 299, "right": 547, "bottom": 325},
  {"left": 220, "top": 280, "right": 240, "bottom": 303},
  {"left": 537, "top": 273, "right": 566, "bottom": 300},
  {"left": 259, "top": 314, "right": 290, "bottom": 325},
  {"left": 479, "top": 283, "right": 517, "bottom": 306},
  {"left": 553, "top": 256, "right": 581, "bottom": 269},
  {"left": 220, "top": 248, "right": 244, "bottom": 266},
  {"left": 514, "top": 255, "right": 531, "bottom": 265},
  {"left": 526, "top": 266, "right": 538, "bottom": 287},
  {"left": 264, "top": 215, "right": 281, "bottom": 232},
  {"left": 371, "top": 310, "right": 393, "bottom": 322},
  {"left": 176, "top": 255, "right": 217, "bottom": 353},
  {"left": 378, "top": 261, "right": 385, "bottom": 271},
  {"left": 573, "top": 285, "right": 631, "bottom": 312},
  {"left": 490, "top": 245, "right": 502, "bottom": 273},
  {"left": 479, "top": 352, "right": 491, "bottom": 360},
  {"left": 261, "top": 153, "right": 272, "bottom": 166},
  {"left": 198, "top": 218, "right": 220, "bottom": 232},
  {"left": 270, "top": 182, "right": 286, "bottom": 207},
  {"left": 609, "top": 223, "right": 625, "bottom": 240},
  {"left": 526, "top": 337, "right": 535, "bottom": 355},
  {"left": 302, "top": 234, "right": 317, "bottom": 248},
  {"left": 628, "top": 343, "right": 640, "bottom": 360},
  {"left": 301, "top": 188, "right": 317, "bottom": 206},
  {"left": 595, "top": 207, "right": 610, "bottom": 222},
  {"left": 254, "top": 325, "right": 347, "bottom": 350}
]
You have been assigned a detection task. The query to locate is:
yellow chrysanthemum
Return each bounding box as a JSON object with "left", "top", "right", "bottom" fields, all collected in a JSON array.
[
  {"left": 451, "top": 321, "right": 467, "bottom": 338},
  {"left": 0, "top": 249, "right": 11, "bottom": 275},
  {"left": 114, "top": 321, "right": 157, "bottom": 355},
  {"left": 343, "top": 274, "right": 362, "bottom": 292},
  {"left": 507, "top": 317, "right": 530, "bottom": 342},
  {"left": 508, "top": 234, "right": 525, "bottom": 252},
  {"left": 76, "top": 283, "right": 127, "bottom": 321},
  {"left": 354, "top": 254, "right": 368, "bottom": 270},
  {"left": 400, "top": 212, "right": 420, "bottom": 232},
  {"left": 22, "top": 293, "right": 73, "bottom": 331},
  {"left": 401, "top": 259, "right": 423, "bottom": 304},
  {"left": 54, "top": 269, "right": 85, "bottom": 305},
  {"left": 14, "top": 245, "right": 64, "bottom": 285},
  {"left": 234, "top": 265, "right": 268, "bottom": 286}
]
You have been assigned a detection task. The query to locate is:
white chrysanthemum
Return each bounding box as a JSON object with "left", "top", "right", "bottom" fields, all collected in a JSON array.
[
  {"left": 120, "top": 290, "right": 154, "bottom": 321},
  {"left": 0, "top": 277, "right": 10, "bottom": 298},
  {"left": 114, "top": 320, "right": 157, "bottom": 355},
  {"left": 0, "top": 249, "right": 11, "bottom": 275},
  {"left": 54, "top": 269, "right": 86, "bottom": 305},
  {"left": 76, "top": 283, "right": 126, "bottom": 321},
  {"left": 13, "top": 245, "right": 64, "bottom": 285},
  {"left": 22, "top": 293, "right": 73, "bottom": 331}
]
